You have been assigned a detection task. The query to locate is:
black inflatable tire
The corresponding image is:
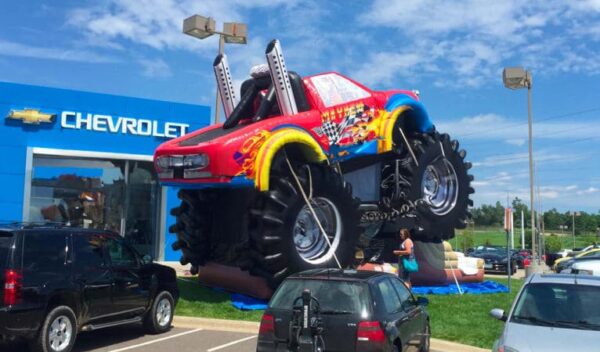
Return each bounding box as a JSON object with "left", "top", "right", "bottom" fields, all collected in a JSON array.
[
  {"left": 249, "top": 162, "right": 360, "bottom": 287},
  {"left": 396, "top": 131, "right": 473, "bottom": 241},
  {"left": 169, "top": 189, "right": 215, "bottom": 274}
]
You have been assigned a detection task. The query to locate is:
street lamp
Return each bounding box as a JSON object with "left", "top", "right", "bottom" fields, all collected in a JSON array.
[
  {"left": 570, "top": 211, "right": 581, "bottom": 248},
  {"left": 183, "top": 15, "right": 248, "bottom": 125},
  {"left": 503, "top": 67, "right": 541, "bottom": 274}
]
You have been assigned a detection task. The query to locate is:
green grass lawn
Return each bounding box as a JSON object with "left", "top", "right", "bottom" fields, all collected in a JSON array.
[
  {"left": 175, "top": 277, "right": 522, "bottom": 349},
  {"left": 175, "top": 278, "right": 263, "bottom": 322},
  {"left": 425, "top": 278, "right": 522, "bottom": 349}
]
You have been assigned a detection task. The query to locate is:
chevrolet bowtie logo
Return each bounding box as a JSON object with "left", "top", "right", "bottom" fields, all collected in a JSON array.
[{"left": 7, "top": 108, "right": 56, "bottom": 125}]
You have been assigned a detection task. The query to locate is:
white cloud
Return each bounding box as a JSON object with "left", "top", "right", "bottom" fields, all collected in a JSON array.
[
  {"left": 356, "top": 1, "right": 600, "bottom": 87},
  {"left": 139, "top": 58, "right": 172, "bottom": 78},
  {"left": 436, "top": 113, "right": 600, "bottom": 142},
  {"left": 68, "top": 0, "right": 299, "bottom": 53},
  {"left": 0, "top": 39, "right": 118, "bottom": 63}
]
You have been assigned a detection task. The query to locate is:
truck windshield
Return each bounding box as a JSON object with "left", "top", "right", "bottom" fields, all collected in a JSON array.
[
  {"left": 0, "top": 231, "right": 14, "bottom": 268},
  {"left": 269, "top": 279, "right": 370, "bottom": 316},
  {"left": 511, "top": 283, "right": 600, "bottom": 331}
]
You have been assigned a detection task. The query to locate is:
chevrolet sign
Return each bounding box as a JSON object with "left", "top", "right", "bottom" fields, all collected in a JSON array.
[
  {"left": 60, "top": 111, "right": 189, "bottom": 138},
  {"left": 7, "top": 109, "right": 56, "bottom": 124}
]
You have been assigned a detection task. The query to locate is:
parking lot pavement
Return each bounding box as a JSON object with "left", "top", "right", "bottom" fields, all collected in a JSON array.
[
  {"left": 0, "top": 319, "right": 488, "bottom": 352},
  {"left": 0, "top": 326, "right": 258, "bottom": 352}
]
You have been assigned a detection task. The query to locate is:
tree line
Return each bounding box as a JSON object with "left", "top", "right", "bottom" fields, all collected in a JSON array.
[{"left": 470, "top": 197, "right": 600, "bottom": 235}]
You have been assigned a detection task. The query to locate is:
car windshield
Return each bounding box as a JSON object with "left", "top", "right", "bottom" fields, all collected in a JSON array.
[
  {"left": 0, "top": 231, "right": 14, "bottom": 269},
  {"left": 511, "top": 283, "right": 600, "bottom": 330},
  {"left": 269, "top": 279, "right": 370, "bottom": 316}
]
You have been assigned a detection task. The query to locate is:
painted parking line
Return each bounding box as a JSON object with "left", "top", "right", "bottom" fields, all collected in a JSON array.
[
  {"left": 207, "top": 335, "right": 258, "bottom": 352},
  {"left": 108, "top": 328, "right": 203, "bottom": 352}
]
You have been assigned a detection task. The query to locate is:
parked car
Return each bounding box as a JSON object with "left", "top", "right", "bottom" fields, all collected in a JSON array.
[
  {"left": 570, "top": 260, "right": 600, "bottom": 276},
  {"left": 0, "top": 224, "right": 179, "bottom": 352},
  {"left": 257, "top": 269, "right": 430, "bottom": 352},
  {"left": 556, "top": 252, "right": 600, "bottom": 274},
  {"left": 470, "top": 251, "right": 517, "bottom": 274},
  {"left": 490, "top": 273, "right": 600, "bottom": 352},
  {"left": 511, "top": 253, "right": 531, "bottom": 269},
  {"left": 554, "top": 248, "right": 600, "bottom": 272}
]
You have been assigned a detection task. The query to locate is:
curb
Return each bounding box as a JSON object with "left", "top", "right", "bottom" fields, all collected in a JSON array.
[{"left": 173, "top": 316, "right": 490, "bottom": 351}]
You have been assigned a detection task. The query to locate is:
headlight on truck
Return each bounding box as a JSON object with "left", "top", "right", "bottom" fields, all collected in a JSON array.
[{"left": 155, "top": 154, "right": 211, "bottom": 179}]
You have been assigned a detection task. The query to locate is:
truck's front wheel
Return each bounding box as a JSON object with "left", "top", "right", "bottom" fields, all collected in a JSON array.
[{"left": 249, "top": 162, "right": 360, "bottom": 287}]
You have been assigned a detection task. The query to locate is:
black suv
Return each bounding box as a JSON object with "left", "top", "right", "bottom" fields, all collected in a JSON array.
[
  {"left": 0, "top": 225, "right": 179, "bottom": 352},
  {"left": 257, "top": 269, "right": 430, "bottom": 352}
]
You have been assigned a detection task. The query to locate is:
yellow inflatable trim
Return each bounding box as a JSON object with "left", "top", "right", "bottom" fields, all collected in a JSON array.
[
  {"left": 254, "top": 128, "right": 327, "bottom": 191},
  {"left": 378, "top": 106, "right": 411, "bottom": 153}
]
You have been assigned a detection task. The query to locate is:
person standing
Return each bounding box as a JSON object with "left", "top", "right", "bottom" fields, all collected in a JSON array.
[{"left": 394, "top": 228, "right": 417, "bottom": 288}]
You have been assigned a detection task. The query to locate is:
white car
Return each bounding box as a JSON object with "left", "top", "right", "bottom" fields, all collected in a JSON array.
[
  {"left": 555, "top": 249, "right": 572, "bottom": 258},
  {"left": 570, "top": 260, "right": 600, "bottom": 276},
  {"left": 490, "top": 273, "right": 600, "bottom": 352}
]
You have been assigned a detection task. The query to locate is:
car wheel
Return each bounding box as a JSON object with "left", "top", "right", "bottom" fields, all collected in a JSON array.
[
  {"left": 30, "top": 306, "right": 77, "bottom": 352},
  {"left": 420, "top": 323, "right": 431, "bottom": 352},
  {"left": 144, "top": 291, "right": 175, "bottom": 334}
]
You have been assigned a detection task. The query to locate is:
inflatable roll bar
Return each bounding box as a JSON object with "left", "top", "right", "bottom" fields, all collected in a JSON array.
[
  {"left": 265, "top": 39, "right": 298, "bottom": 116},
  {"left": 213, "top": 54, "right": 237, "bottom": 118}
]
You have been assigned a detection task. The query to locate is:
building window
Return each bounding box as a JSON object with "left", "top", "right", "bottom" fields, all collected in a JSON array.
[{"left": 28, "top": 155, "right": 161, "bottom": 257}]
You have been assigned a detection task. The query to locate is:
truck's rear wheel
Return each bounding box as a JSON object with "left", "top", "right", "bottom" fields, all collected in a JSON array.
[
  {"left": 391, "top": 131, "right": 473, "bottom": 241},
  {"left": 169, "top": 189, "right": 215, "bottom": 274},
  {"left": 249, "top": 162, "right": 360, "bottom": 287}
]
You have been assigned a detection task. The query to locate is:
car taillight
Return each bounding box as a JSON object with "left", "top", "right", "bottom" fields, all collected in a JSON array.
[
  {"left": 4, "top": 269, "right": 22, "bottom": 306},
  {"left": 259, "top": 313, "right": 275, "bottom": 336},
  {"left": 357, "top": 321, "right": 386, "bottom": 344}
]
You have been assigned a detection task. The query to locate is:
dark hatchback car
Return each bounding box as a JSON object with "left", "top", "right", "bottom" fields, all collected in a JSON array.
[
  {"left": 257, "top": 269, "right": 430, "bottom": 352},
  {"left": 0, "top": 225, "right": 178, "bottom": 352}
]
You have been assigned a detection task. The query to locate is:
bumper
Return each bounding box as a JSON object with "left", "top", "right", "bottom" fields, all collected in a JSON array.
[
  {"left": 0, "top": 305, "right": 43, "bottom": 339},
  {"left": 484, "top": 263, "right": 513, "bottom": 273},
  {"left": 160, "top": 175, "right": 254, "bottom": 189}
]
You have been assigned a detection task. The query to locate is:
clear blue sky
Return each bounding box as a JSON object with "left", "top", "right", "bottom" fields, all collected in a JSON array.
[{"left": 1, "top": 1, "right": 599, "bottom": 213}]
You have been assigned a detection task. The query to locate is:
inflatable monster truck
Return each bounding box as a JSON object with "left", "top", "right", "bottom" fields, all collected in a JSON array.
[{"left": 154, "top": 40, "right": 473, "bottom": 287}]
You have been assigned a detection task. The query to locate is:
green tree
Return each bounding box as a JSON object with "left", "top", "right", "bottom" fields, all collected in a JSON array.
[{"left": 545, "top": 234, "right": 562, "bottom": 253}]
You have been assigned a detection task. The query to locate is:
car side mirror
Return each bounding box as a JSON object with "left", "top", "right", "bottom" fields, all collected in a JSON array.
[
  {"left": 490, "top": 308, "right": 506, "bottom": 322},
  {"left": 141, "top": 254, "right": 153, "bottom": 265},
  {"left": 416, "top": 297, "right": 429, "bottom": 306}
]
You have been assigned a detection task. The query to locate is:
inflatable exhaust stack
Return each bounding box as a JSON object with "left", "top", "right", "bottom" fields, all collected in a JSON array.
[
  {"left": 265, "top": 39, "right": 298, "bottom": 116},
  {"left": 213, "top": 54, "right": 237, "bottom": 118}
]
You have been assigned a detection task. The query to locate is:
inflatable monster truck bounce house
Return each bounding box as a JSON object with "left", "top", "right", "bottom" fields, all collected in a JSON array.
[{"left": 154, "top": 40, "right": 474, "bottom": 297}]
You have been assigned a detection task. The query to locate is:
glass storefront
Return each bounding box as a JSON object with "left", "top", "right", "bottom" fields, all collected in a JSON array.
[{"left": 28, "top": 155, "right": 161, "bottom": 257}]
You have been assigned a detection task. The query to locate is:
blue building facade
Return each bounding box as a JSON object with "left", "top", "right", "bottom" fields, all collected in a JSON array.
[{"left": 0, "top": 81, "right": 210, "bottom": 261}]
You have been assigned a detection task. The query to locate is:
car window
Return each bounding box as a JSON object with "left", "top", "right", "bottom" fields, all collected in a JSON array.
[
  {"left": 106, "top": 238, "right": 138, "bottom": 268},
  {"left": 310, "top": 73, "right": 370, "bottom": 108},
  {"left": 0, "top": 231, "right": 14, "bottom": 269},
  {"left": 389, "top": 277, "right": 415, "bottom": 307},
  {"left": 377, "top": 278, "right": 402, "bottom": 314},
  {"left": 270, "top": 279, "right": 370, "bottom": 316},
  {"left": 512, "top": 283, "right": 600, "bottom": 329},
  {"left": 73, "top": 234, "right": 107, "bottom": 270},
  {"left": 23, "top": 232, "right": 67, "bottom": 273}
]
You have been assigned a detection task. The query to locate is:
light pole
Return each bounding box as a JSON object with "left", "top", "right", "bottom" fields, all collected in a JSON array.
[
  {"left": 183, "top": 15, "right": 248, "bottom": 125},
  {"left": 503, "top": 67, "right": 542, "bottom": 274},
  {"left": 571, "top": 211, "right": 581, "bottom": 248}
]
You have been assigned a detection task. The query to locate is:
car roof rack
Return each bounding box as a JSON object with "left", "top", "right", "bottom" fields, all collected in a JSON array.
[{"left": 0, "top": 221, "right": 70, "bottom": 230}]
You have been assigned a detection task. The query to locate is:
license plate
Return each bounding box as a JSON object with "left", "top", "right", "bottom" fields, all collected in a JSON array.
[{"left": 484, "top": 264, "right": 492, "bottom": 269}]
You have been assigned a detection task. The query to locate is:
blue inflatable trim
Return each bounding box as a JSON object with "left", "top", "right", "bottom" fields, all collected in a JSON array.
[
  {"left": 384, "top": 94, "right": 434, "bottom": 133},
  {"left": 230, "top": 293, "right": 269, "bottom": 311},
  {"left": 412, "top": 281, "right": 509, "bottom": 295}
]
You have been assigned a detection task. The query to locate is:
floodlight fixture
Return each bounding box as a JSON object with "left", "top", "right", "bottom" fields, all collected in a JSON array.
[
  {"left": 222, "top": 22, "right": 248, "bottom": 44},
  {"left": 503, "top": 67, "right": 532, "bottom": 90},
  {"left": 183, "top": 15, "right": 216, "bottom": 40}
]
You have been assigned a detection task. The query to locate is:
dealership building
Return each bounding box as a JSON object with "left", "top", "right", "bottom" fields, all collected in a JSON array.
[{"left": 0, "top": 81, "right": 210, "bottom": 261}]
